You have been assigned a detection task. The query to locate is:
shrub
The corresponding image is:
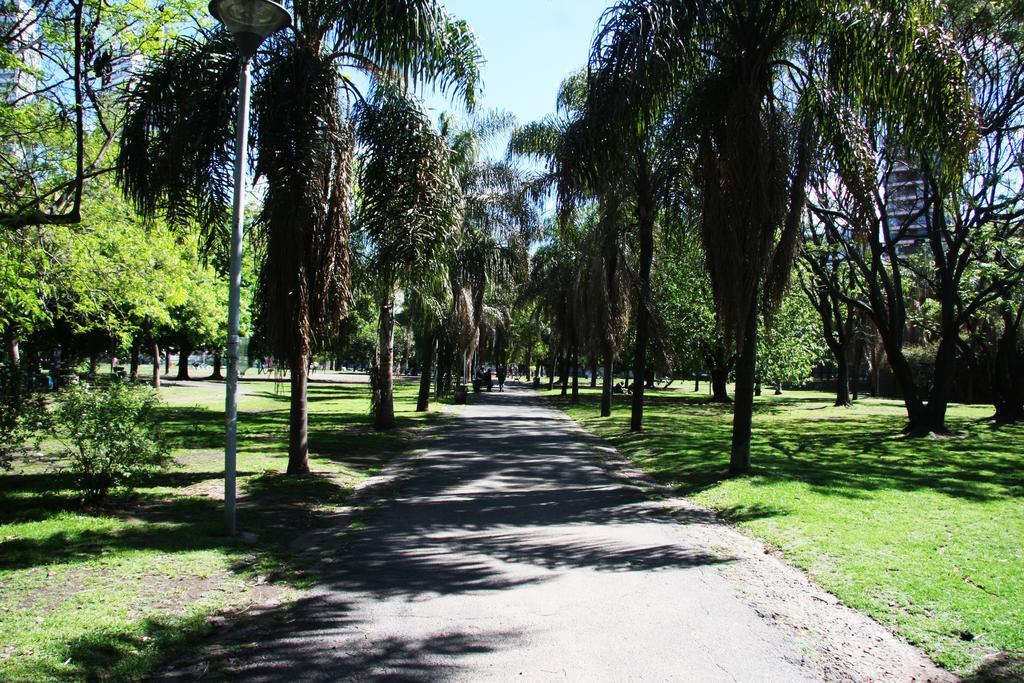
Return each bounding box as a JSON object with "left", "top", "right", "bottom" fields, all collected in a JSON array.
[
  {"left": 54, "top": 382, "right": 171, "bottom": 504},
  {"left": 904, "top": 342, "right": 938, "bottom": 396},
  {"left": 0, "top": 392, "right": 46, "bottom": 470}
]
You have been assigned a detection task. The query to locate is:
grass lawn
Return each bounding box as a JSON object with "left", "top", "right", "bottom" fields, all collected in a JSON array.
[
  {"left": 0, "top": 378, "right": 438, "bottom": 682},
  {"left": 546, "top": 384, "right": 1023, "bottom": 677}
]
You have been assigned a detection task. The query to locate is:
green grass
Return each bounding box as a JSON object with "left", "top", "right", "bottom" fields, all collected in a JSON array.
[
  {"left": 0, "top": 378, "right": 437, "bottom": 681},
  {"left": 547, "top": 385, "right": 1024, "bottom": 676}
]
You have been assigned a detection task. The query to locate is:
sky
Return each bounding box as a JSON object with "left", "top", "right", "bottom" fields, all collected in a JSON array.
[{"left": 424, "top": 1, "right": 611, "bottom": 125}]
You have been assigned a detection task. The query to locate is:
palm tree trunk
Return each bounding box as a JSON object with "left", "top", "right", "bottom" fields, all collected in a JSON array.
[
  {"left": 434, "top": 338, "right": 444, "bottom": 398},
  {"left": 601, "top": 354, "right": 613, "bottom": 417},
  {"left": 435, "top": 338, "right": 448, "bottom": 398},
  {"left": 630, "top": 197, "right": 655, "bottom": 433},
  {"left": 288, "top": 350, "right": 310, "bottom": 474},
  {"left": 729, "top": 300, "right": 758, "bottom": 475},
  {"left": 571, "top": 346, "right": 580, "bottom": 404},
  {"left": 375, "top": 295, "right": 397, "bottom": 430},
  {"left": 523, "top": 338, "right": 533, "bottom": 382},
  {"left": 589, "top": 358, "right": 598, "bottom": 388},
  {"left": 417, "top": 333, "right": 434, "bottom": 413},
  {"left": 560, "top": 353, "right": 569, "bottom": 397}
]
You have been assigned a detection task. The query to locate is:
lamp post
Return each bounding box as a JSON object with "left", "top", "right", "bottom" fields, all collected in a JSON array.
[{"left": 209, "top": 0, "right": 291, "bottom": 536}]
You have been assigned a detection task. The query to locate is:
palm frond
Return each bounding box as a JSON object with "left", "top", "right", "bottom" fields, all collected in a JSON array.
[
  {"left": 323, "top": 1, "right": 483, "bottom": 109},
  {"left": 253, "top": 43, "right": 353, "bottom": 362},
  {"left": 116, "top": 31, "right": 239, "bottom": 247},
  {"left": 355, "top": 84, "right": 461, "bottom": 289}
]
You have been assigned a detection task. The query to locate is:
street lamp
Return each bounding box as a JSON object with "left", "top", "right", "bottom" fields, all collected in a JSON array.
[{"left": 209, "top": 0, "right": 291, "bottom": 536}]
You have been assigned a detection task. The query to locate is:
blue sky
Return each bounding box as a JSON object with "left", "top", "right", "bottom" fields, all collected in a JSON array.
[{"left": 425, "top": 1, "right": 611, "bottom": 125}]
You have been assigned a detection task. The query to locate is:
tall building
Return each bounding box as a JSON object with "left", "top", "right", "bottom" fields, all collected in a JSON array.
[
  {"left": 1, "top": 0, "right": 42, "bottom": 104},
  {"left": 884, "top": 159, "right": 929, "bottom": 244}
]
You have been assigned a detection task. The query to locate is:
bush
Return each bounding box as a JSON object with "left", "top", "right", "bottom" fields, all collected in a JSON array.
[
  {"left": 904, "top": 342, "right": 938, "bottom": 396},
  {"left": 54, "top": 382, "right": 171, "bottom": 504},
  {"left": 0, "top": 392, "right": 46, "bottom": 470}
]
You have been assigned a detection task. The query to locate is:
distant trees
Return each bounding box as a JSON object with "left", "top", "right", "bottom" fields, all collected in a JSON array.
[
  {"left": 505, "top": 0, "right": 1018, "bottom": 477},
  {"left": 579, "top": 0, "right": 974, "bottom": 470},
  {"left": 117, "top": 1, "right": 482, "bottom": 473},
  {"left": 3, "top": 0, "right": 1022, "bottom": 485},
  {"left": 806, "top": 0, "right": 1023, "bottom": 432}
]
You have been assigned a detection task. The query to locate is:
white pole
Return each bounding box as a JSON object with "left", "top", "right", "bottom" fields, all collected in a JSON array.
[{"left": 225, "top": 57, "right": 251, "bottom": 537}]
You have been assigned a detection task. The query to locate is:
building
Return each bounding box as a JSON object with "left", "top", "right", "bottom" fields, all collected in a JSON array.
[
  {"left": 884, "top": 159, "right": 929, "bottom": 244},
  {"left": 1, "top": 0, "right": 42, "bottom": 104}
]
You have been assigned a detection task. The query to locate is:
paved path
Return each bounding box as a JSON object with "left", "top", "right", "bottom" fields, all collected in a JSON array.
[{"left": 162, "top": 384, "right": 951, "bottom": 682}]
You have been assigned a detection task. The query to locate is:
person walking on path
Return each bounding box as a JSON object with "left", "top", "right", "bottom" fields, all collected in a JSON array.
[{"left": 497, "top": 365, "right": 507, "bottom": 392}]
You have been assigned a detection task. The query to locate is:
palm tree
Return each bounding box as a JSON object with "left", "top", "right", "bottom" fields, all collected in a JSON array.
[
  {"left": 435, "top": 112, "right": 539, "bottom": 388},
  {"left": 590, "top": 0, "right": 973, "bottom": 472},
  {"left": 524, "top": 237, "right": 578, "bottom": 396},
  {"left": 354, "top": 87, "right": 459, "bottom": 430},
  {"left": 406, "top": 276, "right": 452, "bottom": 412},
  {"left": 117, "top": 3, "right": 481, "bottom": 473},
  {"left": 510, "top": 74, "right": 636, "bottom": 417}
]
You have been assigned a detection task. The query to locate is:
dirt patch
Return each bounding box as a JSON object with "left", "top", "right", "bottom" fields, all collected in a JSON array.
[
  {"left": 6, "top": 568, "right": 87, "bottom": 614},
  {"left": 179, "top": 477, "right": 226, "bottom": 500},
  {"left": 7, "top": 564, "right": 290, "bottom": 623}
]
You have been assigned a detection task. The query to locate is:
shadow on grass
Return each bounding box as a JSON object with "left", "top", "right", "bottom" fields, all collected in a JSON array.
[
  {"left": 0, "top": 497, "right": 226, "bottom": 572},
  {"left": 0, "top": 470, "right": 368, "bottom": 573},
  {"left": 961, "top": 654, "right": 1024, "bottom": 683},
  {"left": 158, "top": 382, "right": 427, "bottom": 472},
  {"left": 545, "top": 390, "right": 1024, "bottom": 507},
  {"left": 33, "top": 612, "right": 213, "bottom": 682},
  {"left": 0, "top": 382, "right": 441, "bottom": 681}
]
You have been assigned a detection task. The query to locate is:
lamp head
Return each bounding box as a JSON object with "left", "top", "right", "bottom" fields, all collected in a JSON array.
[{"left": 209, "top": 0, "right": 291, "bottom": 58}]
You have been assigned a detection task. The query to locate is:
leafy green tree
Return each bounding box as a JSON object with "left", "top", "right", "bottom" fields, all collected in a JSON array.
[
  {"left": 510, "top": 74, "right": 636, "bottom": 416},
  {"left": 810, "top": 0, "right": 1022, "bottom": 432},
  {"left": 656, "top": 228, "right": 733, "bottom": 402},
  {"left": 406, "top": 275, "right": 453, "bottom": 412},
  {"left": 165, "top": 264, "right": 224, "bottom": 381},
  {"left": 1, "top": 0, "right": 203, "bottom": 230},
  {"left": 0, "top": 230, "right": 48, "bottom": 398},
  {"left": 3, "top": 176, "right": 197, "bottom": 390},
  {"left": 437, "top": 112, "right": 537, "bottom": 390},
  {"left": 799, "top": 219, "right": 860, "bottom": 407},
  {"left": 757, "top": 285, "right": 828, "bottom": 394}
]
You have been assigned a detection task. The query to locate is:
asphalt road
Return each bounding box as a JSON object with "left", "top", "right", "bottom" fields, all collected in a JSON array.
[{"left": 160, "top": 384, "right": 950, "bottom": 682}]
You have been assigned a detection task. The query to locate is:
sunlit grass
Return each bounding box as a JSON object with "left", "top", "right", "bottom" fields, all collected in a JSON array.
[{"left": 548, "top": 385, "right": 1023, "bottom": 675}]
